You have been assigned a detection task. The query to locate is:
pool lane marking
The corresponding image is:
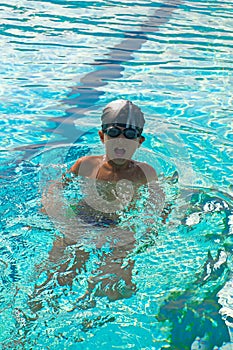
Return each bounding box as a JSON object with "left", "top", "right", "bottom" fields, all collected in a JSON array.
[{"left": 14, "top": 0, "right": 183, "bottom": 160}]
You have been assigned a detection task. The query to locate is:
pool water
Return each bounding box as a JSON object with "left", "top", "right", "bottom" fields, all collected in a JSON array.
[{"left": 1, "top": 0, "right": 233, "bottom": 349}]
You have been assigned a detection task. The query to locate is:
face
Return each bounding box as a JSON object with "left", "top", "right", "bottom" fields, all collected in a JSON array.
[{"left": 99, "top": 125, "right": 145, "bottom": 165}]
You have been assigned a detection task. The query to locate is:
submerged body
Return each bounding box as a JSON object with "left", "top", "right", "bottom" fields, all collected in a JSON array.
[{"left": 68, "top": 154, "right": 159, "bottom": 221}]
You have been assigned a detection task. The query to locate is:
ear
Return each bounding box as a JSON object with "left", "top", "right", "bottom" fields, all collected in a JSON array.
[
  {"left": 138, "top": 136, "right": 145, "bottom": 147},
  {"left": 98, "top": 130, "right": 105, "bottom": 143}
]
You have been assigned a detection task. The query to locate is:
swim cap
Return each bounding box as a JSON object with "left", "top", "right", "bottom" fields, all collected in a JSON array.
[{"left": 101, "top": 100, "right": 145, "bottom": 130}]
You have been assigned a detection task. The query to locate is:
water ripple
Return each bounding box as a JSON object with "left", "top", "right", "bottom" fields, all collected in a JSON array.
[{"left": 1, "top": 1, "right": 233, "bottom": 347}]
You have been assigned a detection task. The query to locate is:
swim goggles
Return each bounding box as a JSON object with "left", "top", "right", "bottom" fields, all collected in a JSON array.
[{"left": 102, "top": 124, "right": 142, "bottom": 139}]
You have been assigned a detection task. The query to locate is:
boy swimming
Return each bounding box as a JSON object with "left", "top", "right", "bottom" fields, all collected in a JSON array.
[{"left": 40, "top": 99, "right": 164, "bottom": 302}]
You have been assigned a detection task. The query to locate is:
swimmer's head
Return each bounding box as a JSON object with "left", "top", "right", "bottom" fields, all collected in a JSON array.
[{"left": 101, "top": 99, "right": 145, "bottom": 131}]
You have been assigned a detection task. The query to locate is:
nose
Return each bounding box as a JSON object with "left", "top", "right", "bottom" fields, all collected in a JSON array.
[{"left": 118, "top": 133, "right": 125, "bottom": 139}]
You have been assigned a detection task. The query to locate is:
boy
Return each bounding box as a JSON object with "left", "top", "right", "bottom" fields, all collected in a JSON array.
[{"left": 40, "top": 99, "right": 163, "bottom": 303}]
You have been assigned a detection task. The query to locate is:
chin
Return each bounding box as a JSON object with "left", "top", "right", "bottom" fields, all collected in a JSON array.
[{"left": 112, "top": 157, "right": 128, "bottom": 165}]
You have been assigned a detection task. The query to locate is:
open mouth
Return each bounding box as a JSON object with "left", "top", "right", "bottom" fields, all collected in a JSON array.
[{"left": 114, "top": 147, "right": 126, "bottom": 158}]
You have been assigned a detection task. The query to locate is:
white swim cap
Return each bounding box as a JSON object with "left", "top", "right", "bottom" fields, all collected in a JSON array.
[{"left": 101, "top": 99, "right": 145, "bottom": 130}]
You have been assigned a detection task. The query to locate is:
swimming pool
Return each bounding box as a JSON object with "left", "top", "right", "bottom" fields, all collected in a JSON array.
[{"left": 1, "top": 0, "right": 233, "bottom": 348}]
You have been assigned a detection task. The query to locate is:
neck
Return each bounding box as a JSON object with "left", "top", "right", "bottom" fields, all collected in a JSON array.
[{"left": 104, "top": 156, "right": 131, "bottom": 170}]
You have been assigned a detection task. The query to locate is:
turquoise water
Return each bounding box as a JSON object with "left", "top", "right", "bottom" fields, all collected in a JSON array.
[{"left": 1, "top": 0, "right": 233, "bottom": 349}]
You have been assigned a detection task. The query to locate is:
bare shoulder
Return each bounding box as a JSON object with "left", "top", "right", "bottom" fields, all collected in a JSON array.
[
  {"left": 135, "top": 161, "right": 158, "bottom": 182},
  {"left": 70, "top": 155, "right": 102, "bottom": 177}
]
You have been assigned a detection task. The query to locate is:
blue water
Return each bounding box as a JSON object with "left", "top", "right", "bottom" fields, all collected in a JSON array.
[{"left": 1, "top": 0, "right": 233, "bottom": 349}]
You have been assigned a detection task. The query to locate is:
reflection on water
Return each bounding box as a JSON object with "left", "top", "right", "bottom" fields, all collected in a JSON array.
[
  {"left": 0, "top": 151, "right": 233, "bottom": 348},
  {"left": 0, "top": 0, "right": 233, "bottom": 348}
]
